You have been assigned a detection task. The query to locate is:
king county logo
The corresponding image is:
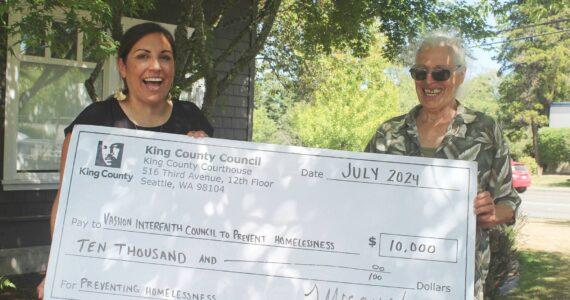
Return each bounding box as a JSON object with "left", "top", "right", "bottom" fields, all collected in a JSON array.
[{"left": 95, "top": 141, "right": 125, "bottom": 168}]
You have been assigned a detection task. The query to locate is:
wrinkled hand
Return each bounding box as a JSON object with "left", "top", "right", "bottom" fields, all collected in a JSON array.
[
  {"left": 37, "top": 278, "right": 45, "bottom": 299},
  {"left": 186, "top": 130, "right": 208, "bottom": 138},
  {"left": 474, "top": 191, "right": 497, "bottom": 229}
]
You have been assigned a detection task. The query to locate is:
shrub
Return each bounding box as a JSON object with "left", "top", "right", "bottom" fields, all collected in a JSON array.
[
  {"left": 484, "top": 216, "right": 526, "bottom": 299},
  {"left": 507, "top": 137, "right": 533, "bottom": 161},
  {"left": 253, "top": 107, "right": 279, "bottom": 143},
  {"left": 518, "top": 156, "right": 539, "bottom": 175},
  {"left": 0, "top": 276, "right": 16, "bottom": 292},
  {"left": 538, "top": 128, "right": 570, "bottom": 165}
]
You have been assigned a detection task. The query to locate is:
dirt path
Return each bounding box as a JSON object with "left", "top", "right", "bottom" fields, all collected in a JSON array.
[{"left": 516, "top": 218, "right": 570, "bottom": 253}]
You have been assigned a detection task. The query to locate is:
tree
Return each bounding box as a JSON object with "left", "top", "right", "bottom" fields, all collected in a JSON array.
[
  {"left": 495, "top": 0, "right": 570, "bottom": 167},
  {"left": 459, "top": 71, "right": 500, "bottom": 118},
  {"left": 1, "top": 0, "right": 281, "bottom": 116},
  {"left": 258, "top": 0, "right": 494, "bottom": 112},
  {"left": 261, "top": 0, "right": 493, "bottom": 72},
  {"left": 290, "top": 43, "right": 399, "bottom": 151},
  {"left": 252, "top": 105, "right": 278, "bottom": 143},
  {"left": 173, "top": 0, "right": 281, "bottom": 115},
  {"left": 384, "top": 67, "right": 420, "bottom": 113},
  {"left": 252, "top": 71, "right": 298, "bottom": 145},
  {"left": 255, "top": 1, "right": 494, "bottom": 147},
  {"left": 1, "top": 0, "right": 155, "bottom": 100},
  {"left": 3, "top": 0, "right": 493, "bottom": 116}
]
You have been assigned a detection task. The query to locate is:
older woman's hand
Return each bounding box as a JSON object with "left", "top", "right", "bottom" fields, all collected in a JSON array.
[
  {"left": 474, "top": 191, "right": 515, "bottom": 229},
  {"left": 475, "top": 192, "right": 496, "bottom": 228},
  {"left": 186, "top": 130, "right": 208, "bottom": 138}
]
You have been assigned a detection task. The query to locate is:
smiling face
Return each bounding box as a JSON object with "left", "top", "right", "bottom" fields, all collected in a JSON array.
[
  {"left": 414, "top": 45, "right": 465, "bottom": 113},
  {"left": 118, "top": 32, "right": 174, "bottom": 106}
]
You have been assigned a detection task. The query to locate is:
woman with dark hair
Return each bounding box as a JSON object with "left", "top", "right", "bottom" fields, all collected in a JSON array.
[
  {"left": 37, "top": 22, "right": 212, "bottom": 299},
  {"left": 66, "top": 22, "right": 212, "bottom": 136}
]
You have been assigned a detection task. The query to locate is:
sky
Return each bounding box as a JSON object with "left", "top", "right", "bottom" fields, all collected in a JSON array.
[
  {"left": 462, "top": 0, "right": 502, "bottom": 76},
  {"left": 467, "top": 47, "right": 500, "bottom": 76}
]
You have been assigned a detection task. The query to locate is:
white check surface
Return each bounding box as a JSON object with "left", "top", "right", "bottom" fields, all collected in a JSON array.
[{"left": 45, "top": 125, "right": 477, "bottom": 300}]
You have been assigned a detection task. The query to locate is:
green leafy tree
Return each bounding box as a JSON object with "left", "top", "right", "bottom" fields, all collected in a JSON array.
[
  {"left": 4, "top": 0, "right": 493, "bottom": 116},
  {"left": 384, "top": 67, "right": 418, "bottom": 114},
  {"left": 290, "top": 44, "right": 399, "bottom": 151},
  {"left": 263, "top": 0, "right": 492, "bottom": 65},
  {"left": 459, "top": 71, "right": 500, "bottom": 118},
  {"left": 1, "top": 0, "right": 155, "bottom": 99},
  {"left": 1, "top": 0, "right": 281, "bottom": 116},
  {"left": 252, "top": 73, "right": 298, "bottom": 145},
  {"left": 483, "top": 3, "right": 570, "bottom": 294},
  {"left": 255, "top": 0, "right": 494, "bottom": 149},
  {"left": 259, "top": 0, "right": 494, "bottom": 106},
  {"left": 495, "top": 0, "right": 570, "bottom": 166},
  {"left": 252, "top": 105, "right": 278, "bottom": 143}
]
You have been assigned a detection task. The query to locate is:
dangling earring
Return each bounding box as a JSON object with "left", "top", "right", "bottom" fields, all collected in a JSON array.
[
  {"left": 167, "top": 93, "right": 172, "bottom": 102},
  {"left": 114, "top": 89, "right": 127, "bottom": 101}
]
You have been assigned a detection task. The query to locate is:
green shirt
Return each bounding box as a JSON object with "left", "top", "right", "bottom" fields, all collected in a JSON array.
[{"left": 365, "top": 102, "right": 521, "bottom": 299}]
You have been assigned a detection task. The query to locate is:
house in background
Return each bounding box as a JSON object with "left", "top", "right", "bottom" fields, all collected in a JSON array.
[
  {"left": 0, "top": 1, "right": 255, "bottom": 275},
  {"left": 549, "top": 102, "right": 570, "bottom": 128},
  {"left": 547, "top": 102, "right": 570, "bottom": 174}
]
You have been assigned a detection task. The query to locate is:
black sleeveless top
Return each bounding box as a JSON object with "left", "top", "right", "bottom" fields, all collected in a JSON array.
[{"left": 64, "top": 96, "right": 213, "bottom": 137}]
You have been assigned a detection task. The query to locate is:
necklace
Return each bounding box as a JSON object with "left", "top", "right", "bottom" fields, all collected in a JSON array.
[
  {"left": 132, "top": 121, "right": 164, "bottom": 132},
  {"left": 119, "top": 99, "right": 171, "bottom": 133}
]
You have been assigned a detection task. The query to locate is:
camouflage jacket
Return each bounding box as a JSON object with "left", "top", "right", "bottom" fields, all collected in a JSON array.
[{"left": 365, "top": 102, "right": 521, "bottom": 299}]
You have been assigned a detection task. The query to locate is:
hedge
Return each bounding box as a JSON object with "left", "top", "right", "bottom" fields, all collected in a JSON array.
[{"left": 537, "top": 128, "right": 570, "bottom": 164}]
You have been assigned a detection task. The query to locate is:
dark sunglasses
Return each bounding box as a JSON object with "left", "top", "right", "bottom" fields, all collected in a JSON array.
[{"left": 409, "top": 65, "right": 462, "bottom": 81}]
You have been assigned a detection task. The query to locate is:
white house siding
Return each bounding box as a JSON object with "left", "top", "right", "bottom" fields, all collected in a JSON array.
[{"left": 549, "top": 102, "right": 570, "bottom": 128}]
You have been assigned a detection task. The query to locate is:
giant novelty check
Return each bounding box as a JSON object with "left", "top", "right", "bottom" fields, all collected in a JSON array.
[{"left": 45, "top": 125, "right": 477, "bottom": 300}]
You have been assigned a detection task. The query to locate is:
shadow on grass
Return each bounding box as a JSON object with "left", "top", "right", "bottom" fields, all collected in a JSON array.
[
  {"left": 533, "top": 176, "right": 570, "bottom": 188},
  {"left": 539, "top": 219, "right": 570, "bottom": 227},
  {"left": 506, "top": 250, "right": 570, "bottom": 299},
  {"left": 547, "top": 179, "right": 570, "bottom": 188}
]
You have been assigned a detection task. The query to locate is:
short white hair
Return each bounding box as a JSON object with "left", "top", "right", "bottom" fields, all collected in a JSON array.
[{"left": 415, "top": 29, "right": 466, "bottom": 67}]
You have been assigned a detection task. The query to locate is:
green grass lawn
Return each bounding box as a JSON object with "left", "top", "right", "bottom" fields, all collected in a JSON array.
[
  {"left": 531, "top": 174, "right": 570, "bottom": 188},
  {"left": 505, "top": 251, "right": 570, "bottom": 299},
  {"left": 505, "top": 177, "right": 570, "bottom": 299}
]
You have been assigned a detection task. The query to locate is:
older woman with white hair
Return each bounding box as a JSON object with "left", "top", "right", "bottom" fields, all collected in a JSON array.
[{"left": 365, "top": 31, "right": 521, "bottom": 299}]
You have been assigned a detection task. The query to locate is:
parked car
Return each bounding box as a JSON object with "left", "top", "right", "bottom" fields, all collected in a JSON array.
[{"left": 511, "top": 161, "right": 532, "bottom": 193}]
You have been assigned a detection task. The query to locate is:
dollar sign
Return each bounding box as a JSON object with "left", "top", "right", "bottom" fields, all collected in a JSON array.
[{"left": 369, "top": 236, "right": 377, "bottom": 247}]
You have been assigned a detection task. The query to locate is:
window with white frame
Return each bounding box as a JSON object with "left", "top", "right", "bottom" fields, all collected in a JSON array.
[
  {"left": 3, "top": 14, "right": 181, "bottom": 190},
  {"left": 3, "top": 11, "right": 105, "bottom": 190}
]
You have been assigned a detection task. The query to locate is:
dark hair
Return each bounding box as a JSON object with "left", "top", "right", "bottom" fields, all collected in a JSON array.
[{"left": 118, "top": 22, "right": 176, "bottom": 62}]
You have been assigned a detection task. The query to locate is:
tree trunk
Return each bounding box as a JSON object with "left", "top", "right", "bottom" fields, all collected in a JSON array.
[
  {"left": 531, "top": 118, "right": 542, "bottom": 175},
  {"left": 84, "top": 61, "right": 104, "bottom": 102},
  {"left": 202, "top": 75, "right": 218, "bottom": 117},
  {"left": 84, "top": 3, "right": 124, "bottom": 102}
]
